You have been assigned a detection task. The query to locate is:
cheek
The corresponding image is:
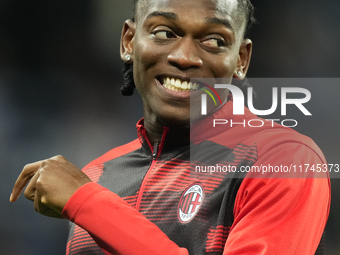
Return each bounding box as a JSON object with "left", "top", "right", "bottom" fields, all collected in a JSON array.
[
  {"left": 209, "top": 57, "right": 237, "bottom": 79},
  {"left": 134, "top": 43, "right": 154, "bottom": 75},
  {"left": 133, "top": 38, "right": 163, "bottom": 88},
  {"left": 132, "top": 42, "right": 154, "bottom": 94},
  {"left": 134, "top": 34, "right": 165, "bottom": 69},
  {"left": 132, "top": 39, "right": 168, "bottom": 105}
]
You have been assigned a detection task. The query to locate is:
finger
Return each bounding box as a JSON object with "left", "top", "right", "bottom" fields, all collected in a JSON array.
[
  {"left": 24, "top": 166, "right": 42, "bottom": 202},
  {"left": 34, "top": 185, "right": 64, "bottom": 218},
  {"left": 10, "top": 161, "right": 43, "bottom": 202},
  {"left": 34, "top": 184, "right": 41, "bottom": 213},
  {"left": 50, "top": 155, "right": 67, "bottom": 163}
]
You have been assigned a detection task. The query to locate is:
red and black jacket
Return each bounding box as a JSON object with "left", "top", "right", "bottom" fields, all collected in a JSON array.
[{"left": 63, "top": 101, "right": 330, "bottom": 255}]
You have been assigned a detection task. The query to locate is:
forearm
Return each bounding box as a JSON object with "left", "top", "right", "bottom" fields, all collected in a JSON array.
[{"left": 62, "top": 182, "right": 189, "bottom": 255}]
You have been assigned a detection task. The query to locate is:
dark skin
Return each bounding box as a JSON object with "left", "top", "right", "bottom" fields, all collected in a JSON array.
[
  {"left": 10, "top": 155, "right": 91, "bottom": 217},
  {"left": 10, "top": 0, "right": 252, "bottom": 219},
  {"left": 124, "top": 0, "right": 252, "bottom": 143}
]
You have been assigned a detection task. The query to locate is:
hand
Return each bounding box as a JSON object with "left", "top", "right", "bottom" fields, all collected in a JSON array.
[{"left": 10, "top": 155, "right": 91, "bottom": 218}]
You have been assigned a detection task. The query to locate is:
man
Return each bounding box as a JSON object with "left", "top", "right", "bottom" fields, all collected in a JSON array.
[{"left": 10, "top": 0, "right": 330, "bottom": 254}]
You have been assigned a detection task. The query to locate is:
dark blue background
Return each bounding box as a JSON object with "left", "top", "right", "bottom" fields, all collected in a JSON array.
[{"left": 1, "top": 0, "right": 339, "bottom": 254}]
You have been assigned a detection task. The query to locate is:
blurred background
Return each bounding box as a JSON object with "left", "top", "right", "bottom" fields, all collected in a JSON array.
[{"left": 0, "top": 0, "right": 339, "bottom": 254}]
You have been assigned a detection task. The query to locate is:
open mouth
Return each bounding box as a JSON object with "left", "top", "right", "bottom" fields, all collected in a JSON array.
[{"left": 157, "top": 77, "right": 201, "bottom": 92}]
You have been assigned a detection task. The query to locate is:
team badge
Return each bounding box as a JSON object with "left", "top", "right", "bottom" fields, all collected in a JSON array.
[{"left": 178, "top": 183, "right": 205, "bottom": 223}]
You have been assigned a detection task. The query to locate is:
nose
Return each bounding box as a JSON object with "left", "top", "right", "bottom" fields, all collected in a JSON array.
[{"left": 167, "top": 37, "right": 203, "bottom": 70}]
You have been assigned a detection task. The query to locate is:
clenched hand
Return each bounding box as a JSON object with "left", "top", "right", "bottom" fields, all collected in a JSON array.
[{"left": 10, "top": 155, "right": 91, "bottom": 218}]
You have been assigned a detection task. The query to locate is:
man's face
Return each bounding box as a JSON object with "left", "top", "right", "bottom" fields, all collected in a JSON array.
[{"left": 123, "top": 0, "right": 250, "bottom": 125}]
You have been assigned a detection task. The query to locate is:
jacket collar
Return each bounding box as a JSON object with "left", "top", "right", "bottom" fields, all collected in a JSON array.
[{"left": 136, "top": 97, "right": 255, "bottom": 151}]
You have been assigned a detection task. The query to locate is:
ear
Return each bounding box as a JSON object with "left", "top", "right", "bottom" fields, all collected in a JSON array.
[
  {"left": 120, "top": 19, "right": 136, "bottom": 62},
  {"left": 233, "top": 39, "right": 252, "bottom": 80}
]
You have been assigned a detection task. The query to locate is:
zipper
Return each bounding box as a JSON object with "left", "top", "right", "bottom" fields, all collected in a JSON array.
[
  {"left": 152, "top": 142, "right": 159, "bottom": 160},
  {"left": 135, "top": 128, "right": 169, "bottom": 211},
  {"left": 135, "top": 142, "right": 160, "bottom": 211}
]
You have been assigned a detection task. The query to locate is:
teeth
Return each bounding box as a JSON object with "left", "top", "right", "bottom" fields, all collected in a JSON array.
[
  {"left": 161, "top": 77, "right": 200, "bottom": 92},
  {"left": 175, "top": 79, "right": 181, "bottom": 88}
]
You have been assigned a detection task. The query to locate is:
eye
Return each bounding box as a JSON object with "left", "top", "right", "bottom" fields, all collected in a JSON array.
[
  {"left": 201, "top": 38, "right": 226, "bottom": 48},
  {"left": 154, "top": 30, "right": 176, "bottom": 40}
]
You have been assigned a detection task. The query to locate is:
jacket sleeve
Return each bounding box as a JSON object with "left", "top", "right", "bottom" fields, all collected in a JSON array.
[
  {"left": 62, "top": 182, "right": 189, "bottom": 255},
  {"left": 223, "top": 142, "right": 331, "bottom": 254}
]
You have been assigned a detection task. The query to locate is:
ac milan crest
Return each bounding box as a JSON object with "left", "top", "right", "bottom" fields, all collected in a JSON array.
[{"left": 178, "top": 183, "right": 205, "bottom": 223}]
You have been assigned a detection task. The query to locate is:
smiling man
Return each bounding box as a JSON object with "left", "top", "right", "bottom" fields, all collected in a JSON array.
[
  {"left": 10, "top": 0, "right": 330, "bottom": 255},
  {"left": 123, "top": 0, "right": 252, "bottom": 139}
]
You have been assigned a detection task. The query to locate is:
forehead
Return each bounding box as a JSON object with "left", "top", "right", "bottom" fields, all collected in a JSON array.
[
  {"left": 139, "top": 0, "right": 239, "bottom": 10},
  {"left": 136, "top": 0, "right": 243, "bottom": 29}
]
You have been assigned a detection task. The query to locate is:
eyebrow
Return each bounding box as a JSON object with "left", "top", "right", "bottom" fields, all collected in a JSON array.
[
  {"left": 146, "top": 11, "right": 178, "bottom": 20},
  {"left": 146, "top": 11, "right": 234, "bottom": 34},
  {"left": 204, "top": 17, "right": 234, "bottom": 34}
]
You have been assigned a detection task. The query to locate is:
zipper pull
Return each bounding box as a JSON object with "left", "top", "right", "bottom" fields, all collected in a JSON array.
[{"left": 152, "top": 142, "right": 159, "bottom": 160}]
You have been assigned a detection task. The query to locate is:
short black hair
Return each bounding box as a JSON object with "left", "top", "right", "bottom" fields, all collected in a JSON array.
[{"left": 121, "top": 0, "right": 256, "bottom": 96}]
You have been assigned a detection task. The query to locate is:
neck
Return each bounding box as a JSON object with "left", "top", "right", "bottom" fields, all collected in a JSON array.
[
  {"left": 144, "top": 120, "right": 164, "bottom": 144},
  {"left": 143, "top": 114, "right": 191, "bottom": 145}
]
